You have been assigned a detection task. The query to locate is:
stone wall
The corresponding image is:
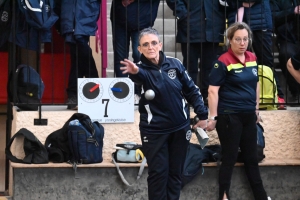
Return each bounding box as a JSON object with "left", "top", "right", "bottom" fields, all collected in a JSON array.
[
  {"left": 10, "top": 106, "right": 300, "bottom": 161},
  {"left": 10, "top": 165, "right": 300, "bottom": 200}
]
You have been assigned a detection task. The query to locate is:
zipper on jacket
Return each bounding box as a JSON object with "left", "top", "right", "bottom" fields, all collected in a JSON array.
[{"left": 159, "top": 69, "right": 164, "bottom": 80}]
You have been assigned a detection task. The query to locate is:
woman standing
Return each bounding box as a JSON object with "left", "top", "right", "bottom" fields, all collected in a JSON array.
[
  {"left": 120, "top": 27, "right": 208, "bottom": 200},
  {"left": 206, "top": 22, "right": 271, "bottom": 200}
]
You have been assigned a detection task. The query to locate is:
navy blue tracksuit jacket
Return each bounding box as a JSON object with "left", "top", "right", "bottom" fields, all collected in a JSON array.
[{"left": 129, "top": 51, "right": 208, "bottom": 134}]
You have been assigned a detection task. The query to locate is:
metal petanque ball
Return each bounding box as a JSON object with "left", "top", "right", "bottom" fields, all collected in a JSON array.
[{"left": 145, "top": 89, "right": 155, "bottom": 100}]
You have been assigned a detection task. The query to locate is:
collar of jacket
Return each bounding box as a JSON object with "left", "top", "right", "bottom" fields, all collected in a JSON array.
[
  {"left": 228, "top": 47, "right": 254, "bottom": 64},
  {"left": 140, "top": 51, "right": 165, "bottom": 69}
]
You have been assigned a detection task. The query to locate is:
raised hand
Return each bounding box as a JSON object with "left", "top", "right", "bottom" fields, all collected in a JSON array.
[{"left": 120, "top": 59, "right": 139, "bottom": 74}]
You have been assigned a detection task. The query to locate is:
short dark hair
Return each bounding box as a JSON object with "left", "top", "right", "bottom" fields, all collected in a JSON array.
[{"left": 138, "top": 27, "right": 160, "bottom": 45}]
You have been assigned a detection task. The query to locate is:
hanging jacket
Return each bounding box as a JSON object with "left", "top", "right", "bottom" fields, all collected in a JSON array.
[
  {"left": 0, "top": 0, "right": 11, "bottom": 48},
  {"left": 110, "top": 0, "right": 160, "bottom": 31},
  {"left": 227, "top": 0, "right": 273, "bottom": 31},
  {"left": 58, "top": 0, "right": 101, "bottom": 43},
  {"left": 166, "top": 0, "right": 226, "bottom": 43},
  {"left": 270, "top": 0, "right": 300, "bottom": 43},
  {"left": 9, "top": 0, "right": 58, "bottom": 51}
]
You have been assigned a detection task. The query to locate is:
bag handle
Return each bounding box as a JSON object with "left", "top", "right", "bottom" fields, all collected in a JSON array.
[
  {"left": 116, "top": 143, "right": 142, "bottom": 150},
  {"left": 135, "top": 149, "right": 144, "bottom": 163},
  {"left": 112, "top": 153, "right": 147, "bottom": 186},
  {"left": 5, "top": 128, "right": 39, "bottom": 163},
  {"left": 80, "top": 118, "right": 96, "bottom": 137}
]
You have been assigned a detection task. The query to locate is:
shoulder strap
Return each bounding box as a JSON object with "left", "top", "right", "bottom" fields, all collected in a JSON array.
[
  {"left": 116, "top": 143, "right": 143, "bottom": 150},
  {"left": 5, "top": 128, "right": 38, "bottom": 163},
  {"left": 7, "top": 65, "right": 26, "bottom": 102},
  {"left": 68, "top": 126, "right": 81, "bottom": 163},
  {"left": 80, "top": 118, "right": 95, "bottom": 136},
  {"left": 111, "top": 153, "right": 147, "bottom": 186}
]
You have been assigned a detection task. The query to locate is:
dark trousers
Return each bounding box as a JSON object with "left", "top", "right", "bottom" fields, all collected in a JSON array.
[
  {"left": 216, "top": 113, "right": 268, "bottom": 200},
  {"left": 181, "top": 42, "right": 221, "bottom": 99},
  {"left": 140, "top": 125, "right": 190, "bottom": 200},
  {"left": 67, "top": 36, "right": 98, "bottom": 98},
  {"left": 111, "top": 23, "right": 141, "bottom": 95},
  {"left": 252, "top": 30, "right": 284, "bottom": 98},
  {"left": 277, "top": 39, "right": 300, "bottom": 97}
]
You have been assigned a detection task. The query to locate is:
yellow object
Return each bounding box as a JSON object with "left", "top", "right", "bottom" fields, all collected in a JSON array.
[
  {"left": 26, "top": 92, "right": 33, "bottom": 97},
  {"left": 135, "top": 149, "right": 144, "bottom": 163},
  {"left": 258, "top": 65, "right": 278, "bottom": 110}
]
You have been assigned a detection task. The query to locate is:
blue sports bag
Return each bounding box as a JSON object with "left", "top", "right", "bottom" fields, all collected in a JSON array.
[{"left": 68, "top": 118, "right": 104, "bottom": 166}]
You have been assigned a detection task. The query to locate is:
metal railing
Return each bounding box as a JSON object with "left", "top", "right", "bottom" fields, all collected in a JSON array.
[{"left": 0, "top": 0, "right": 299, "bottom": 111}]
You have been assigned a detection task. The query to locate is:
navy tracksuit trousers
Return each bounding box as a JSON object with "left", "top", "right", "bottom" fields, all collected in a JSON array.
[
  {"left": 216, "top": 113, "right": 268, "bottom": 200},
  {"left": 140, "top": 125, "right": 190, "bottom": 200}
]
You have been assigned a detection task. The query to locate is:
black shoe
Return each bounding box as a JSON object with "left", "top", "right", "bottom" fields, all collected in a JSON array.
[
  {"left": 288, "top": 94, "right": 299, "bottom": 103},
  {"left": 66, "top": 96, "right": 78, "bottom": 110}
]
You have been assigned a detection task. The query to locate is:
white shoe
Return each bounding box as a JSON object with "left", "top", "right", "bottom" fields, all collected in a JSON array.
[{"left": 268, "top": 197, "right": 271, "bottom": 200}]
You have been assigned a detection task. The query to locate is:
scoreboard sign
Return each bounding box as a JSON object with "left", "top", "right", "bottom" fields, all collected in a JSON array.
[{"left": 78, "top": 78, "right": 134, "bottom": 123}]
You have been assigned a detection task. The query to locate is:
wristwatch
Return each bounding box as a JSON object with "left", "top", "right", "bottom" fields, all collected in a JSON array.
[{"left": 208, "top": 116, "right": 218, "bottom": 121}]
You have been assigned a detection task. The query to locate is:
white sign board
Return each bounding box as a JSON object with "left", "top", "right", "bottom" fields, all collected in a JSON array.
[{"left": 78, "top": 78, "right": 134, "bottom": 123}]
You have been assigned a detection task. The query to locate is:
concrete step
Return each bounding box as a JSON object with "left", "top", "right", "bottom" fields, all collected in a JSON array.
[
  {"left": 10, "top": 164, "right": 300, "bottom": 200},
  {"left": 105, "top": 0, "right": 180, "bottom": 78},
  {"left": 156, "top": 1, "right": 175, "bottom": 19},
  {"left": 107, "top": 34, "right": 180, "bottom": 52},
  {"left": 153, "top": 18, "right": 177, "bottom": 35},
  {"left": 107, "top": 1, "right": 175, "bottom": 20},
  {"left": 8, "top": 103, "right": 300, "bottom": 199},
  {"left": 0, "top": 197, "right": 12, "bottom": 200},
  {"left": 106, "top": 51, "right": 183, "bottom": 72},
  {"left": 107, "top": 18, "right": 177, "bottom": 36}
]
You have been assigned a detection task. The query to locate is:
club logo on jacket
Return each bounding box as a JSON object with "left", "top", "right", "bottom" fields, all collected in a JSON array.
[
  {"left": 168, "top": 69, "right": 176, "bottom": 79},
  {"left": 45, "top": 5, "right": 50, "bottom": 12},
  {"left": 252, "top": 68, "right": 257, "bottom": 76},
  {"left": 1, "top": 11, "right": 8, "bottom": 22},
  {"left": 186, "top": 130, "right": 192, "bottom": 140},
  {"left": 143, "top": 136, "right": 148, "bottom": 143},
  {"left": 234, "top": 70, "right": 243, "bottom": 73}
]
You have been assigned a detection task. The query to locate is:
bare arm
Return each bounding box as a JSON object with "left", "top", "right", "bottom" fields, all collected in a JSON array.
[
  {"left": 206, "top": 85, "right": 219, "bottom": 131},
  {"left": 287, "top": 58, "right": 300, "bottom": 84}
]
